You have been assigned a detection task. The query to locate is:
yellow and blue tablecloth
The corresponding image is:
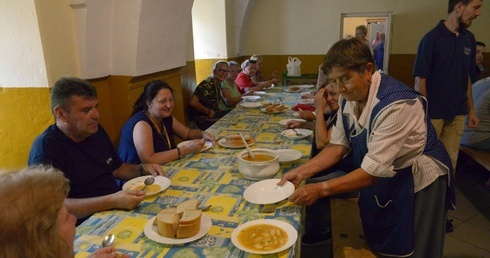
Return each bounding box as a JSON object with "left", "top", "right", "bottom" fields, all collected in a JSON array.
[{"left": 75, "top": 87, "right": 316, "bottom": 258}]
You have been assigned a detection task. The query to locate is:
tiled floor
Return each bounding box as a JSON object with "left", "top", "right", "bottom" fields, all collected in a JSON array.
[
  {"left": 443, "top": 159, "right": 490, "bottom": 258},
  {"left": 301, "top": 156, "right": 490, "bottom": 258}
]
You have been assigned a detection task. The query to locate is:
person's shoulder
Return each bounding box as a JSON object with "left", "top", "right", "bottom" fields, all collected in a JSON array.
[
  {"left": 474, "top": 78, "right": 490, "bottom": 89},
  {"left": 32, "top": 124, "right": 63, "bottom": 145}
]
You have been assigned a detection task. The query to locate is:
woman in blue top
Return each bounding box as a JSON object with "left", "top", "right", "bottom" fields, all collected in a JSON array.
[{"left": 119, "top": 80, "right": 215, "bottom": 164}]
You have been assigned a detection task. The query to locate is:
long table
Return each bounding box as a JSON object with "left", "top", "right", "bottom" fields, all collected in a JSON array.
[{"left": 74, "top": 86, "right": 314, "bottom": 258}]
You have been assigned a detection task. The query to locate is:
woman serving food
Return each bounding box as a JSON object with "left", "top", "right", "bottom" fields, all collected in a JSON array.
[{"left": 278, "top": 37, "right": 453, "bottom": 257}]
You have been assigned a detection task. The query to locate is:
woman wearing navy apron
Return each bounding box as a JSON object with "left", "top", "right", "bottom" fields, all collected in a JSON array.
[{"left": 278, "top": 38, "right": 454, "bottom": 257}]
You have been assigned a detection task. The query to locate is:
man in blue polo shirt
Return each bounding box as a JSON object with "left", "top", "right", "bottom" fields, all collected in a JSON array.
[
  {"left": 28, "top": 77, "right": 165, "bottom": 225},
  {"left": 413, "top": 0, "right": 482, "bottom": 232}
]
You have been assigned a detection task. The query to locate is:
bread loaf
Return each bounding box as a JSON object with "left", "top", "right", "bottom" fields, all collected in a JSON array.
[{"left": 156, "top": 201, "right": 202, "bottom": 238}]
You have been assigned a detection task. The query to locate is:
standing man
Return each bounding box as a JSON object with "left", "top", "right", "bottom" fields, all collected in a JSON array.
[
  {"left": 28, "top": 77, "right": 165, "bottom": 225},
  {"left": 413, "top": 0, "right": 482, "bottom": 171},
  {"left": 414, "top": 0, "right": 482, "bottom": 233}
]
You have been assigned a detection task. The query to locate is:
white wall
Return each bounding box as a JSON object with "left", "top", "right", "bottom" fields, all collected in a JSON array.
[
  {"left": 71, "top": 0, "right": 194, "bottom": 78},
  {"left": 0, "top": 0, "right": 48, "bottom": 87},
  {"left": 192, "top": 0, "right": 228, "bottom": 59}
]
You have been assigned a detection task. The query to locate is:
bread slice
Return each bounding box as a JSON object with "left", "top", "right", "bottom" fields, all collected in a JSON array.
[
  {"left": 180, "top": 209, "right": 202, "bottom": 224},
  {"left": 226, "top": 134, "right": 251, "bottom": 146},
  {"left": 176, "top": 209, "right": 202, "bottom": 238},
  {"left": 156, "top": 208, "right": 179, "bottom": 238},
  {"left": 156, "top": 200, "right": 202, "bottom": 239},
  {"left": 176, "top": 199, "right": 199, "bottom": 214}
]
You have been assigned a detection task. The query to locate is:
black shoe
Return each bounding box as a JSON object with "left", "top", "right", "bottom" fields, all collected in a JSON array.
[
  {"left": 301, "top": 231, "right": 332, "bottom": 246},
  {"left": 446, "top": 220, "right": 454, "bottom": 233}
]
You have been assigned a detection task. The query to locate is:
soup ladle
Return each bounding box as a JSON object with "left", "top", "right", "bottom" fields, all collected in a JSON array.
[{"left": 239, "top": 132, "right": 254, "bottom": 159}]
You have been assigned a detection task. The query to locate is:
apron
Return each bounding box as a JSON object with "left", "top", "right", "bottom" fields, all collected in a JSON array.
[{"left": 341, "top": 74, "right": 454, "bottom": 256}]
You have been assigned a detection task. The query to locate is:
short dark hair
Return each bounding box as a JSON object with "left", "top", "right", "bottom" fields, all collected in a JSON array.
[
  {"left": 448, "top": 0, "right": 474, "bottom": 13},
  {"left": 476, "top": 41, "right": 486, "bottom": 47},
  {"left": 132, "top": 80, "right": 173, "bottom": 115},
  {"left": 322, "top": 37, "right": 375, "bottom": 75},
  {"left": 50, "top": 77, "right": 97, "bottom": 113},
  {"left": 355, "top": 25, "right": 368, "bottom": 35}
]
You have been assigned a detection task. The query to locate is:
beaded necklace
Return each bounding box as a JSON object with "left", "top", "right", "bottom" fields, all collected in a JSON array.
[{"left": 145, "top": 112, "right": 171, "bottom": 150}]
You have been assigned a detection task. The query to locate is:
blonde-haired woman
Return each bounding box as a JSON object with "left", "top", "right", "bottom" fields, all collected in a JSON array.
[{"left": 0, "top": 166, "right": 128, "bottom": 258}]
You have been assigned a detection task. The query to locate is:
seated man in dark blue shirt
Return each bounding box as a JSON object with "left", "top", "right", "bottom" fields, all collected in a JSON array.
[{"left": 28, "top": 77, "right": 165, "bottom": 224}]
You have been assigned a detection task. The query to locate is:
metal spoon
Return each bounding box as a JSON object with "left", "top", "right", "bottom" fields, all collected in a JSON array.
[
  {"left": 291, "top": 128, "right": 304, "bottom": 137},
  {"left": 239, "top": 132, "right": 255, "bottom": 159},
  {"left": 101, "top": 234, "right": 115, "bottom": 247},
  {"left": 262, "top": 206, "right": 280, "bottom": 213},
  {"left": 141, "top": 176, "right": 155, "bottom": 191}
]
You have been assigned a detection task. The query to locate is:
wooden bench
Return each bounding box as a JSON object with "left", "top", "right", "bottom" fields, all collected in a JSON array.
[
  {"left": 460, "top": 146, "right": 490, "bottom": 172},
  {"left": 330, "top": 198, "right": 375, "bottom": 258}
]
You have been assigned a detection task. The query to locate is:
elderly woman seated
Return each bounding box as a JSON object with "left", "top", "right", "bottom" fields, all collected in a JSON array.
[
  {"left": 188, "top": 60, "right": 232, "bottom": 130},
  {"left": 250, "top": 54, "right": 279, "bottom": 88},
  {"left": 219, "top": 61, "right": 254, "bottom": 110},
  {"left": 0, "top": 165, "right": 129, "bottom": 258},
  {"left": 119, "top": 80, "right": 215, "bottom": 165}
]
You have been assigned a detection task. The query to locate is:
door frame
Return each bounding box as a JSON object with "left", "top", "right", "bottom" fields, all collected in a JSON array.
[{"left": 340, "top": 12, "right": 393, "bottom": 74}]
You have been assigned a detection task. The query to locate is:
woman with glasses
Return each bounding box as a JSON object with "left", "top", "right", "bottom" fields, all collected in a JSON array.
[
  {"left": 189, "top": 60, "right": 231, "bottom": 130},
  {"left": 279, "top": 37, "right": 453, "bottom": 257},
  {"left": 119, "top": 80, "right": 215, "bottom": 165},
  {"left": 220, "top": 61, "right": 253, "bottom": 110}
]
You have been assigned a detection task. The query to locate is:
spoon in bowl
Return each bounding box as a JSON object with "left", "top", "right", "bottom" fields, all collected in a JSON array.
[
  {"left": 239, "top": 132, "right": 254, "bottom": 159},
  {"left": 141, "top": 176, "right": 155, "bottom": 191},
  {"left": 101, "top": 234, "right": 115, "bottom": 247}
]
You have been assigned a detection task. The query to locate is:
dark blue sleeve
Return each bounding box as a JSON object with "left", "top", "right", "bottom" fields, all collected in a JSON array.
[{"left": 413, "top": 34, "right": 434, "bottom": 78}]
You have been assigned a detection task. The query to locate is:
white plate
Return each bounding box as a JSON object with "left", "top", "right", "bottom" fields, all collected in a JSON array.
[
  {"left": 217, "top": 137, "right": 256, "bottom": 149},
  {"left": 122, "top": 176, "right": 171, "bottom": 196},
  {"left": 244, "top": 179, "right": 294, "bottom": 204},
  {"left": 260, "top": 108, "right": 287, "bottom": 114},
  {"left": 278, "top": 119, "right": 306, "bottom": 126},
  {"left": 144, "top": 214, "right": 212, "bottom": 244},
  {"left": 281, "top": 129, "right": 313, "bottom": 140},
  {"left": 177, "top": 140, "right": 212, "bottom": 152},
  {"left": 231, "top": 219, "right": 298, "bottom": 254},
  {"left": 254, "top": 91, "right": 266, "bottom": 95},
  {"left": 299, "top": 85, "right": 315, "bottom": 89},
  {"left": 299, "top": 99, "right": 315, "bottom": 105},
  {"left": 300, "top": 92, "right": 316, "bottom": 98},
  {"left": 274, "top": 149, "right": 303, "bottom": 163},
  {"left": 241, "top": 96, "right": 261, "bottom": 102},
  {"left": 240, "top": 102, "right": 262, "bottom": 108}
]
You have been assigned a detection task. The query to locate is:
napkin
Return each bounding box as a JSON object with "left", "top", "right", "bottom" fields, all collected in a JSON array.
[{"left": 292, "top": 104, "right": 315, "bottom": 111}]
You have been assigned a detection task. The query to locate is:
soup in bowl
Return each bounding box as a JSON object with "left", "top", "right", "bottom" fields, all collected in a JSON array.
[{"left": 237, "top": 149, "right": 279, "bottom": 180}]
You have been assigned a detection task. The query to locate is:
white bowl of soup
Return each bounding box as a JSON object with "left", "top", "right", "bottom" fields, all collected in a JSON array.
[{"left": 237, "top": 148, "right": 280, "bottom": 180}]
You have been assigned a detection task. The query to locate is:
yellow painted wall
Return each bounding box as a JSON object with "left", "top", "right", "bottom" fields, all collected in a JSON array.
[
  {"left": 0, "top": 88, "right": 53, "bottom": 170},
  {"left": 0, "top": 69, "right": 188, "bottom": 170}
]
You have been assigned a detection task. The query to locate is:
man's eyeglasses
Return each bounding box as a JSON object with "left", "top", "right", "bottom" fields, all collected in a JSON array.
[{"left": 216, "top": 68, "right": 230, "bottom": 74}]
